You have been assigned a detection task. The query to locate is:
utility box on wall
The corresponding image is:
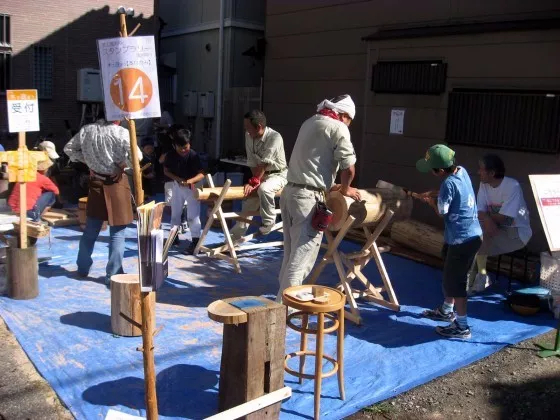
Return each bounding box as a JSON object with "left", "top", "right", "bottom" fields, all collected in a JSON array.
[
  {"left": 77, "top": 68, "right": 103, "bottom": 103},
  {"left": 198, "top": 92, "right": 215, "bottom": 118},
  {"left": 183, "top": 91, "right": 198, "bottom": 117}
]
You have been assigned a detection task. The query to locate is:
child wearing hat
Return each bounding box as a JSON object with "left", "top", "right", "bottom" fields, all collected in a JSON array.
[
  {"left": 416, "top": 144, "right": 482, "bottom": 339},
  {"left": 8, "top": 157, "right": 59, "bottom": 222}
]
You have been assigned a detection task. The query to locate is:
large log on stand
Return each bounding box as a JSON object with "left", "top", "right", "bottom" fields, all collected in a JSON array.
[{"left": 327, "top": 188, "right": 413, "bottom": 231}]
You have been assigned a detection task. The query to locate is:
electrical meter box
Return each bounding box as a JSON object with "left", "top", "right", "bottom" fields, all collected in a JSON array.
[
  {"left": 77, "top": 68, "right": 103, "bottom": 102},
  {"left": 183, "top": 91, "right": 198, "bottom": 117},
  {"left": 198, "top": 91, "right": 215, "bottom": 118}
]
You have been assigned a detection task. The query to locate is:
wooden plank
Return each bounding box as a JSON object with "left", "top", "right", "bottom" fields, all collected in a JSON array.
[
  {"left": 42, "top": 211, "right": 67, "bottom": 220},
  {"left": 205, "top": 387, "right": 292, "bottom": 420}
]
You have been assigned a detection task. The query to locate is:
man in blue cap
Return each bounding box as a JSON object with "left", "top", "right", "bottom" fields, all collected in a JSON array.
[{"left": 416, "top": 144, "right": 482, "bottom": 339}]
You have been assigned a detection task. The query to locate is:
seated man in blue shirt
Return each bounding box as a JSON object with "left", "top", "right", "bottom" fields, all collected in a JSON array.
[
  {"left": 416, "top": 144, "right": 482, "bottom": 339},
  {"left": 163, "top": 129, "right": 205, "bottom": 254}
]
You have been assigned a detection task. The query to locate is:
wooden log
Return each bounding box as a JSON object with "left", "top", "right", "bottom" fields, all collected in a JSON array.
[
  {"left": 209, "top": 296, "right": 286, "bottom": 419},
  {"left": 327, "top": 188, "right": 413, "bottom": 231},
  {"left": 389, "top": 220, "right": 538, "bottom": 280},
  {"left": 390, "top": 220, "right": 444, "bottom": 259},
  {"left": 7, "top": 246, "right": 38, "bottom": 299},
  {"left": 195, "top": 186, "right": 282, "bottom": 201},
  {"left": 110, "top": 274, "right": 143, "bottom": 337}
]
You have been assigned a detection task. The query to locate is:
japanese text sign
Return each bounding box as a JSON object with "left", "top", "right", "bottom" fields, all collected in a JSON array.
[
  {"left": 529, "top": 174, "right": 560, "bottom": 252},
  {"left": 97, "top": 36, "right": 161, "bottom": 121},
  {"left": 6, "top": 90, "right": 40, "bottom": 133}
]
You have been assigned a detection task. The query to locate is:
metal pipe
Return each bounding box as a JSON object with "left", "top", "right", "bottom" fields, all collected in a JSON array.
[{"left": 215, "top": 0, "right": 225, "bottom": 158}]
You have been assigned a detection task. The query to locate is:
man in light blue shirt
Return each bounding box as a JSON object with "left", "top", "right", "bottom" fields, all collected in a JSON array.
[{"left": 416, "top": 144, "right": 482, "bottom": 339}]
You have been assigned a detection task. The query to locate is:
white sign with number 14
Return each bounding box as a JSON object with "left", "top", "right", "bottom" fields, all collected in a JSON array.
[{"left": 97, "top": 36, "right": 161, "bottom": 121}]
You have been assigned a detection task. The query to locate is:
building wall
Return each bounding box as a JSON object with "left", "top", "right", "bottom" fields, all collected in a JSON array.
[
  {"left": 264, "top": 0, "right": 560, "bottom": 251},
  {"left": 363, "top": 28, "right": 560, "bottom": 251},
  {"left": 0, "top": 1, "right": 156, "bottom": 149},
  {"left": 159, "top": 0, "right": 265, "bottom": 156}
]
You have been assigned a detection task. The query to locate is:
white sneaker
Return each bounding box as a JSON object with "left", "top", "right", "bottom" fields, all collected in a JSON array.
[
  {"left": 259, "top": 224, "right": 274, "bottom": 235},
  {"left": 472, "top": 273, "right": 491, "bottom": 293}
]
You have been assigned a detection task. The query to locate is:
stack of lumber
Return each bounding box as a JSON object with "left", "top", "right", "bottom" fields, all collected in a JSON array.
[
  {"left": 42, "top": 208, "right": 80, "bottom": 227},
  {"left": 12, "top": 220, "right": 50, "bottom": 238}
]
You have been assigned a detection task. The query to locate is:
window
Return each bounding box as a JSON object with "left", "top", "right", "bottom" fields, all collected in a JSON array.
[
  {"left": 33, "top": 45, "right": 53, "bottom": 99},
  {"left": 372, "top": 60, "right": 447, "bottom": 94},
  {"left": 446, "top": 89, "right": 560, "bottom": 154},
  {"left": 0, "top": 14, "right": 11, "bottom": 92}
]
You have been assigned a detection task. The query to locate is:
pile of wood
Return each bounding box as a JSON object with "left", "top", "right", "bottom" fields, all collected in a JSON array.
[
  {"left": 12, "top": 220, "right": 50, "bottom": 238},
  {"left": 42, "top": 209, "right": 80, "bottom": 227},
  {"left": 347, "top": 219, "right": 537, "bottom": 281}
]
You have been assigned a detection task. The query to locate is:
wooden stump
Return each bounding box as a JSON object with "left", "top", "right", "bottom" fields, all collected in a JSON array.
[
  {"left": 208, "top": 296, "right": 286, "bottom": 419},
  {"left": 111, "top": 274, "right": 144, "bottom": 337},
  {"left": 7, "top": 246, "right": 38, "bottom": 299}
]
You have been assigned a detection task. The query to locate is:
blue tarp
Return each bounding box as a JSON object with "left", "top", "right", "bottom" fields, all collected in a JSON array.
[{"left": 0, "top": 222, "right": 555, "bottom": 419}]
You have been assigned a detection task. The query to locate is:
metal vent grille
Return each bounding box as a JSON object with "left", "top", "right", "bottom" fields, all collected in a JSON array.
[
  {"left": 33, "top": 45, "right": 53, "bottom": 99},
  {"left": 446, "top": 90, "right": 560, "bottom": 154},
  {"left": 372, "top": 61, "right": 447, "bottom": 94}
]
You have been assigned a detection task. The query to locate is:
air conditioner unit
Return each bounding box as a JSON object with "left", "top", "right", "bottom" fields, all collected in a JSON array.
[
  {"left": 183, "top": 91, "right": 198, "bottom": 117},
  {"left": 77, "top": 68, "right": 103, "bottom": 103},
  {"left": 198, "top": 91, "right": 215, "bottom": 118}
]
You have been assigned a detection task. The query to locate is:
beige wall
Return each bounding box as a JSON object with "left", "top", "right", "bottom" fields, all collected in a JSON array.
[
  {"left": 264, "top": 0, "right": 560, "bottom": 251},
  {"left": 363, "top": 29, "right": 560, "bottom": 251}
]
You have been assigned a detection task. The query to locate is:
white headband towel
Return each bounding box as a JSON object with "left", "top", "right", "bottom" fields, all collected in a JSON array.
[{"left": 316, "top": 94, "right": 356, "bottom": 120}]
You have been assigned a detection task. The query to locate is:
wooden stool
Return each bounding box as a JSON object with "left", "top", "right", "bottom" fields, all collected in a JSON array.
[
  {"left": 110, "top": 274, "right": 145, "bottom": 337},
  {"left": 208, "top": 296, "right": 286, "bottom": 419},
  {"left": 282, "top": 285, "right": 345, "bottom": 420}
]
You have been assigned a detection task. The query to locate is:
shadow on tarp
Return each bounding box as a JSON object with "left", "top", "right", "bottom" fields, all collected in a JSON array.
[
  {"left": 83, "top": 364, "right": 219, "bottom": 419},
  {"left": 60, "top": 311, "right": 112, "bottom": 334}
]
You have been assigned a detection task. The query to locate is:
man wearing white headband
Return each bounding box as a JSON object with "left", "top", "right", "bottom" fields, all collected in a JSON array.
[{"left": 276, "top": 94, "right": 361, "bottom": 301}]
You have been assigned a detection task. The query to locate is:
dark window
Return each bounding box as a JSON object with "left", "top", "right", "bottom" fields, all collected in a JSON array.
[
  {"left": 0, "top": 14, "right": 11, "bottom": 92},
  {"left": 0, "top": 14, "right": 10, "bottom": 46},
  {"left": 446, "top": 90, "right": 560, "bottom": 154},
  {"left": 33, "top": 45, "right": 54, "bottom": 99},
  {"left": 372, "top": 60, "right": 447, "bottom": 94}
]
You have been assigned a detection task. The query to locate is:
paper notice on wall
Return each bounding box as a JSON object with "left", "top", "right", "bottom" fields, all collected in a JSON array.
[
  {"left": 529, "top": 174, "right": 560, "bottom": 252},
  {"left": 390, "top": 109, "right": 405, "bottom": 135}
]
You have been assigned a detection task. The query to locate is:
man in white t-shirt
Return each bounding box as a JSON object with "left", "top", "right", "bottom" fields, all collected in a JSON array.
[{"left": 470, "top": 154, "right": 532, "bottom": 292}]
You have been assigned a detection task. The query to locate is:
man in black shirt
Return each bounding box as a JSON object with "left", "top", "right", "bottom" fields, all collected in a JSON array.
[{"left": 163, "top": 129, "right": 204, "bottom": 254}]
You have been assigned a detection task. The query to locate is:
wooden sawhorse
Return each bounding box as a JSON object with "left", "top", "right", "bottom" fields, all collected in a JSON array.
[
  {"left": 194, "top": 174, "right": 283, "bottom": 273},
  {"left": 307, "top": 210, "right": 400, "bottom": 324}
]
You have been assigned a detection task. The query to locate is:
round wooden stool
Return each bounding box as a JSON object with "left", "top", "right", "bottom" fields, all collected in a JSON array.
[{"left": 283, "top": 285, "right": 345, "bottom": 420}]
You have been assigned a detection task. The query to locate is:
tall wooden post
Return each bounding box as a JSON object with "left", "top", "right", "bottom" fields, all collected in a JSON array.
[
  {"left": 18, "top": 132, "right": 27, "bottom": 249},
  {"left": 119, "top": 13, "right": 144, "bottom": 207},
  {"left": 119, "top": 10, "right": 156, "bottom": 419}
]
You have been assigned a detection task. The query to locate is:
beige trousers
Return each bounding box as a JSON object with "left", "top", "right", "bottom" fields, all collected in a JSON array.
[
  {"left": 230, "top": 173, "right": 287, "bottom": 238},
  {"left": 276, "top": 184, "right": 323, "bottom": 302}
]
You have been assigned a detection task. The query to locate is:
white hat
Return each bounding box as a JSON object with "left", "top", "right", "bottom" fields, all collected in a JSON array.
[
  {"left": 38, "top": 140, "right": 59, "bottom": 160},
  {"left": 317, "top": 94, "right": 356, "bottom": 120}
]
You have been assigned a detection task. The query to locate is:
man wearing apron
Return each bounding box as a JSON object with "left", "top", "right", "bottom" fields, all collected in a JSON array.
[{"left": 64, "top": 111, "right": 142, "bottom": 286}]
